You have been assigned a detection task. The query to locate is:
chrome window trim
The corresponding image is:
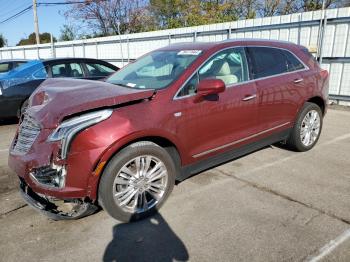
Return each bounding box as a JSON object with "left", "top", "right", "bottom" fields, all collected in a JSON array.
[
  {"left": 192, "top": 122, "right": 291, "bottom": 158},
  {"left": 173, "top": 45, "right": 309, "bottom": 100}
]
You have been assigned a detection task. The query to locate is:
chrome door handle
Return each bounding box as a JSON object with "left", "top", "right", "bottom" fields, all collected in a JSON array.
[
  {"left": 242, "top": 94, "right": 257, "bottom": 101},
  {"left": 294, "top": 78, "right": 304, "bottom": 84}
]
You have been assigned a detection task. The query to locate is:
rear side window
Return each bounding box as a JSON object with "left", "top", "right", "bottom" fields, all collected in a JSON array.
[
  {"left": 85, "top": 63, "right": 116, "bottom": 77},
  {"left": 283, "top": 50, "right": 305, "bottom": 72},
  {"left": 0, "top": 63, "right": 10, "bottom": 73},
  {"left": 52, "top": 64, "right": 69, "bottom": 77},
  {"left": 247, "top": 47, "right": 304, "bottom": 79},
  {"left": 15, "top": 62, "right": 27, "bottom": 68},
  {"left": 32, "top": 67, "right": 48, "bottom": 79},
  {"left": 70, "top": 63, "right": 84, "bottom": 77}
]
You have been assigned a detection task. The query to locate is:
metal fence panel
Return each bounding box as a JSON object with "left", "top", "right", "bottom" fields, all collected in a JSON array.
[{"left": 1, "top": 7, "right": 350, "bottom": 99}]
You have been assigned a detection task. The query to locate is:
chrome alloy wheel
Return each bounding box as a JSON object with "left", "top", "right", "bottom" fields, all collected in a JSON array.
[
  {"left": 112, "top": 155, "right": 168, "bottom": 213},
  {"left": 300, "top": 109, "right": 321, "bottom": 147}
]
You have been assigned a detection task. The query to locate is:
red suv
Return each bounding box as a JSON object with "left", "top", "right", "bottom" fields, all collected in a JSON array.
[{"left": 8, "top": 40, "right": 329, "bottom": 221}]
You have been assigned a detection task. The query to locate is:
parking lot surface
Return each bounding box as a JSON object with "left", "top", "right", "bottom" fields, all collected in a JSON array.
[{"left": 0, "top": 108, "right": 349, "bottom": 262}]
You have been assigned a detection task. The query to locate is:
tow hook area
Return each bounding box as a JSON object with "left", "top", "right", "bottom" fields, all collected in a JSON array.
[{"left": 19, "top": 179, "right": 99, "bottom": 220}]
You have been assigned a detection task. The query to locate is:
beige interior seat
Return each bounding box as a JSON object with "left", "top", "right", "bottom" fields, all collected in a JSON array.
[{"left": 215, "top": 62, "right": 238, "bottom": 85}]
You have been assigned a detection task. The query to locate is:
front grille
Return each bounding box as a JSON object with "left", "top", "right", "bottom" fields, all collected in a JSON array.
[{"left": 12, "top": 114, "right": 41, "bottom": 155}]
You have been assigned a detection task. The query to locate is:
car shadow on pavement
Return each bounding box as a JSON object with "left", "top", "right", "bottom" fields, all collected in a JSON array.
[{"left": 103, "top": 212, "right": 189, "bottom": 262}]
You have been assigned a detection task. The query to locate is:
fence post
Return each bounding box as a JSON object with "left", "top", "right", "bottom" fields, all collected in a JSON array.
[
  {"left": 168, "top": 32, "right": 171, "bottom": 45},
  {"left": 0, "top": 49, "right": 2, "bottom": 60},
  {"left": 51, "top": 34, "right": 55, "bottom": 58},
  {"left": 127, "top": 36, "right": 130, "bottom": 63},
  {"left": 193, "top": 31, "right": 197, "bottom": 42},
  {"left": 36, "top": 45, "right": 40, "bottom": 59},
  {"left": 23, "top": 48, "right": 26, "bottom": 59},
  {"left": 10, "top": 49, "right": 13, "bottom": 59},
  {"left": 72, "top": 43, "right": 75, "bottom": 57},
  {"left": 82, "top": 42, "right": 86, "bottom": 58},
  {"left": 95, "top": 41, "right": 98, "bottom": 59},
  {"left": 120, "top": 38, "right": 124, "bottom": 67},
  {"left": 319, "top": 14, "right": 327, "bottom": 65}
]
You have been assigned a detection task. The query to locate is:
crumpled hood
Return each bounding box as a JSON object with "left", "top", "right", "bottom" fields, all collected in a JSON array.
[{"left": 28, "top": 78, "right": 155, "bottom": 129}]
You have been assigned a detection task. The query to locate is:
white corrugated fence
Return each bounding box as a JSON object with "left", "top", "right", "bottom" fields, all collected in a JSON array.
[{"left": 1, "top": 7, "right": 350, "bottom": 100}]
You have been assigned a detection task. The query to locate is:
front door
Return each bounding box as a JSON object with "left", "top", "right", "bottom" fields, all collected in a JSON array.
[{"left": 172, "top": 47, "right": 259, "bottom": 162}]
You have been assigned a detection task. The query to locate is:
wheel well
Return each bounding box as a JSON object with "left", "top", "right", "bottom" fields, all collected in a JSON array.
[
  {"left": 307, "top": 96, "right": 325, "bottom": 115},
  {"left": 98, "top": 136, "right": 182, "bottom": 175}
]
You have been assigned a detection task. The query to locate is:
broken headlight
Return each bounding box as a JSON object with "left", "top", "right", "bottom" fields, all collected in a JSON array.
[
  {"left": 29, "top": 164, "right": 67, "bottom": 188},
  {"left": 48, "top": 109, "right": 113, "bottom": 159}
]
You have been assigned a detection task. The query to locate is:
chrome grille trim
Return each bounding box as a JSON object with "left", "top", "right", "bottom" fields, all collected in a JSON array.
[{"left": 12, "top": 114, "right": 41, "bottom": 155}]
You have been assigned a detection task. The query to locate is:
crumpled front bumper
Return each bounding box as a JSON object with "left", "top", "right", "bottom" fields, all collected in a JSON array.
[
  {"left": 19, "top": 178, "right": 98, "bottom": 220},
  {"left": 8, "top": 128, "right": 90, "bottom": 199}
]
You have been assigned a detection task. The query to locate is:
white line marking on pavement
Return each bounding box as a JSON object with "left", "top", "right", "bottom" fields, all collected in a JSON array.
[{"left": 307, "top": 229, "right": 350, "bottom": 262}]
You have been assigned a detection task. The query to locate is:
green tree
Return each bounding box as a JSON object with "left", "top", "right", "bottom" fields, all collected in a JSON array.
[
  {"left": 17, "top": 32, "right": 56, "bottom": 46},
  {"left": 0, "top": 34, "right": 7, "bottom": 48},
  {"left": 59, "top": 24, "right": 77, "bottom": 41}
]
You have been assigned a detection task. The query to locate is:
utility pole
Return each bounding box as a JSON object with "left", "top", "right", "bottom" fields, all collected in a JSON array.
[{"left": 33, "top": 0, "right": 40, "bottom": 45}]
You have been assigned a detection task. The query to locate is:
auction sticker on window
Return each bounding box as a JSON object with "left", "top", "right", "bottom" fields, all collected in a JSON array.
[{"left": 178, "top": 50, "right": 202, "bottom": 56}]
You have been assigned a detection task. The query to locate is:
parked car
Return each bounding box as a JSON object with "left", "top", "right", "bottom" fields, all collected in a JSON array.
[
  {"left": 8, "top": 40, "right": 329, "bottom": 222},
  {"left": 0, "top": 58, "right": 119, "bottom": 118},
  {"left": 0, "top": 59, "right": 29, "bottom": 74}
]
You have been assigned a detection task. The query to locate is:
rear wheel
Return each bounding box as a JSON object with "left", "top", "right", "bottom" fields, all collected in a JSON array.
[
  {"left": 98, "top": 141, "right": 176, "bottom": 222},
  {"left": 286, "top": 102, "right": 323, "bottom": 152}
]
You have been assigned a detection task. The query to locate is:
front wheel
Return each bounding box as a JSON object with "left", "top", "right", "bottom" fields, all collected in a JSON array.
[
  {"left": 98, "top": 141, "right": 176, "bottom": 222},
  {"left": 286, "top": 102, "right": 323, "bottom": 152}
]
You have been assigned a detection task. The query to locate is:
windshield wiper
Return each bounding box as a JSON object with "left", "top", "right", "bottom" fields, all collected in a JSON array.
[{"left": 110, "top": 82, "right": 132, "bottom": 88}]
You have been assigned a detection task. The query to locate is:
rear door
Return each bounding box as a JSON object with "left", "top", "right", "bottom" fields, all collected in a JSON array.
[
  {"left": 173, "top": 47, "right": 259, "bottom": 160},
  {"left": 246, "top": 46, "right": 307, "bottom": 133}
]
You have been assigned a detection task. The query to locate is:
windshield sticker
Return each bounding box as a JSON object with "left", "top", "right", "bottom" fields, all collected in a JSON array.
[
  {"left": 126, "top": 83, "right": 136, "bottom": 87},
  {"left": 177, "top": 50, "right": 202, "bottom": 56}
]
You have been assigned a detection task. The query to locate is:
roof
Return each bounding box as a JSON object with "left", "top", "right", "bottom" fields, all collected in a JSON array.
[
  {"left": 160, "top": 38, "right": 301, "bottom": 52},
  {"left": 42, "top": 57, "right": 110, "bottom": 63},
  {"left": 0, "top": 59, "right": 29, "bottom": 63}
]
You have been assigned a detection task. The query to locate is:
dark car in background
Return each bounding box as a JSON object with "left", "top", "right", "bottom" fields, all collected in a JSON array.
[
  {"left": 0, "top": 58, "right": 119, "bottom": 118},
  {"left": 0, "top": 59, "right": 29, "bottom": 75}
]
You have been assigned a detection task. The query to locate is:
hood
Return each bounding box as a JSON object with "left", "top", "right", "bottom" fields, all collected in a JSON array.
[{"left": 28, "top": 78, "right": 155, "bottom": 128}]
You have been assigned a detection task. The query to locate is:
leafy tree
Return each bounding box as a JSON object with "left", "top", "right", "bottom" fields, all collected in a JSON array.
[
  {"left": 0, "top": 34, "right": 7, "bottom": 48},
  {"left": 65, "top": 0, "right": 147, "bottom": 36},
  {"left": 59, "top": 24, "right": 77, "bottom": 41},
  {"left": 62, "top": 0, "right": 349, "bottom": 38},
  {"left": 17, "top": 32, "right": 56, "bottom": 46}
]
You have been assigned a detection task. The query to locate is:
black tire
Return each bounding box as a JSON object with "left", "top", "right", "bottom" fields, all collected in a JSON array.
[
  {"left": 286, "top": 102, "right": 323, "bottom": 152},
  {"left": 98, "top": 141, "right": 176, "bottom": 222}
]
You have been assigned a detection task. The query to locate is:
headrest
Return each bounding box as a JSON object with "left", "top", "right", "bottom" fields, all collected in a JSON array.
[{"left": 217, "top": 62, "right": 231, "bottom": 76}]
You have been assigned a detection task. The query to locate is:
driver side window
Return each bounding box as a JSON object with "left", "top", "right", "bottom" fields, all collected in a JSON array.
[{"left": 177, "top": 47, "right": 248, "bottom": 98}]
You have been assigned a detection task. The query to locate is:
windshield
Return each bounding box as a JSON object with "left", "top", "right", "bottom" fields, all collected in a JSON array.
[{"left": 107, "top": 50, "right": 202, "bottom": 89}]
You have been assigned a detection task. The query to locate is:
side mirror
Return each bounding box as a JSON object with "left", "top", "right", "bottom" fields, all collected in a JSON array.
[{"left": 197, "top": 78, "right": 226, "bottom": 97}]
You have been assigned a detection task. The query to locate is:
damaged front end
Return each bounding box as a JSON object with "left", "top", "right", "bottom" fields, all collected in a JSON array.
[
  {"left": 9, "top": 109, "right": 114, "bottom": 220},
  {"left": 19, "top": 178, "right": 98, "bottom": 220}
]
